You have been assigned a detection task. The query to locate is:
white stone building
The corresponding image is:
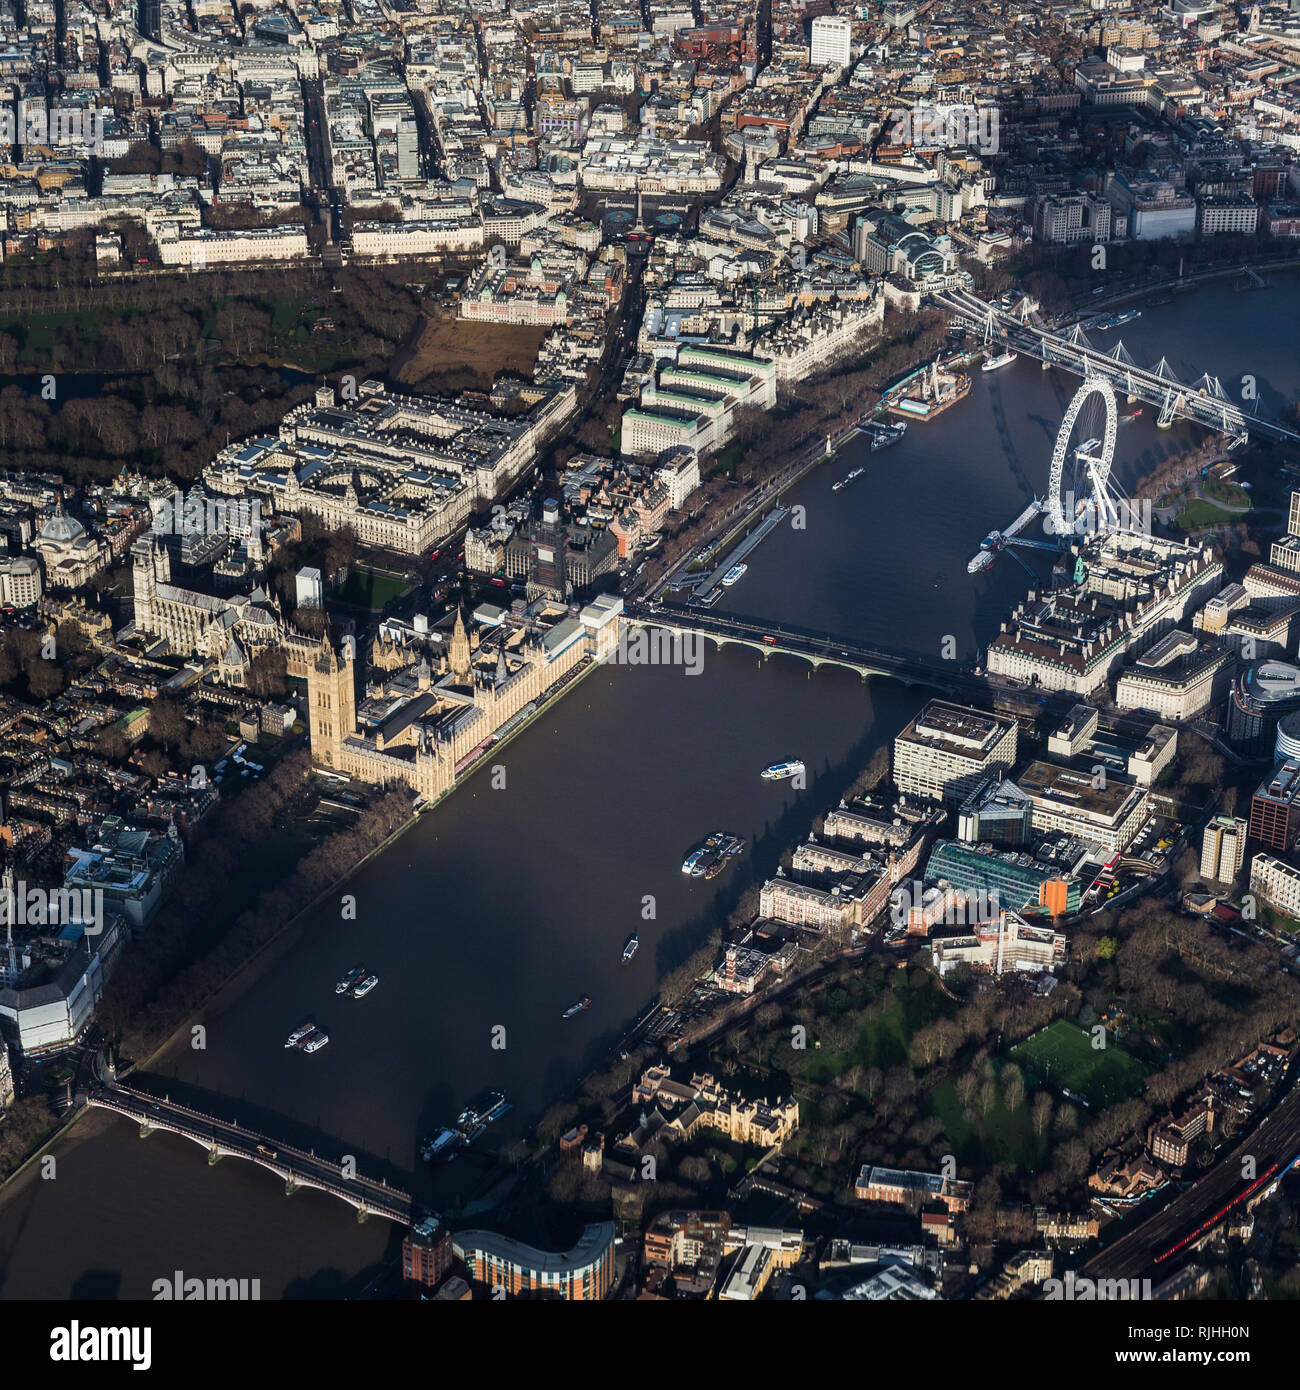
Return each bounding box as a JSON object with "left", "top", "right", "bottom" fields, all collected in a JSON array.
[{"left": 892, "top": 701, "right": 1018, "bottom": 805}]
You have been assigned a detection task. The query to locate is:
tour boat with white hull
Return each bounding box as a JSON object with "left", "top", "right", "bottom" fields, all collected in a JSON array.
[
  {"left": 457, "top": 1089, "right": 509, "bottom": 1132},
  {"left": 857, "top": 418, "right": 906, "bottom": 451},
  {"left": 299, "top": 1027, "right": 329, "bottom": 1053},
  {"left": 1092, "top": 308, "right": 1140, "bottom": 331},
  {"left": 349, "top": 973, "right": 378, "bottom": 999},
  {"left": 284, "top": 1023, "right": 315, "bottom": 1049},
  {"left": 421, "top": 1127, "right": 461, "bottom": 1163},
  {"left": 335, "top": 966, "right": 364, "bottom": 995},
  {"left": 682, "top": 831, "right": 746, "bottom": 879},
  {"left": 869, "top": 422, "right": 905, "bottom": 451},
  {"left": 967, "top": 531, "right": 1002, "bottom": 574},
  {"left": 982, "top": 349, "right": 1017, "bottom": 372},
  {"left": 761, "top": 760, "right": 804, "bottom": 781},
  {"left": 623, "top": 934, "right": 639, "bottom": 963}
]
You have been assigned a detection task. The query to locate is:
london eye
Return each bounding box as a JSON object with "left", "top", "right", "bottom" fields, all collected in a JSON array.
[{"left": 1045, "top": 376, "right": 1121, "bottom": 541}]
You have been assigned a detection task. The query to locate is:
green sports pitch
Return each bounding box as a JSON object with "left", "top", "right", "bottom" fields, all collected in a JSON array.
[{"left": 1009, "top": 1019, "right": 1148, "bottom": 1109}]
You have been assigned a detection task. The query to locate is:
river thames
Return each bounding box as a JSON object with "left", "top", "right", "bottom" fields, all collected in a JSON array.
[{"left": 2, "top": 276, "right": 1298, "bottom": 1299}]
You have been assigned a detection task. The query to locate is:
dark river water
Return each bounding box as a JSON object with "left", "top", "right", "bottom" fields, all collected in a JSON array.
[{"left": 2, "top": 277, "right": 1297, "bottom": 1299}]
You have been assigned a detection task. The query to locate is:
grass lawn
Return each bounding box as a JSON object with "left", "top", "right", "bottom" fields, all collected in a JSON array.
[
  {"left": 269, "top": 291, "right": 315, "bottom": 334},
  {"left": 1203, "top": 479, "right": 1251, "bottom": 508},
  {"left": 1009, "top": 1018, "right": 1149, "bottom": 1109},
  {"left": 1261, "top": 904, "right": 1300, "bottom": 937},
  {"left": 930, "top": 1077, "right": 1049, "bottom": 1174},
  {"left": 393, "top": 314, "right": 547, "bottom": 393},
  {"left": 1234, "top": 463, "right": 1291, "bottom": 511},
  {"left": 333, "top": 569, "right": 409, "bottom": 610},
  {"left": 2, "top": 305, "right": 132, "bottom": 357},
  {"left": 1175, "top": 500, "right": 1239, "bottom": 530},
  {"left": 797, "top": 981, "right": 951, "bottom": 1086},
  {"left": 710, "top": 442, "right": 746, "bottom": 476}
]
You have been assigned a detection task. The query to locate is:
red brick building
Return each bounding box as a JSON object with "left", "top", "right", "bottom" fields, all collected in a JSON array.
[
  {"left": 402, "top": 1217, "right": 453, "bottom": 1291},
  {"left": 453, "top": 1223, "right": 615, "bottom": 1300},
  {"left": 1249, "top": 761, "right": 1300, "bottom": 852}
]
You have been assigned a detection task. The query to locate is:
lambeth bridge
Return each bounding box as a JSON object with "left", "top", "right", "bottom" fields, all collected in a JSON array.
[
  {"left": 934, "top": 287, "right": 1300, "bottom": 446},
  {"left": 88, "top": 1079, "right": 413, "bottom": 1225}
]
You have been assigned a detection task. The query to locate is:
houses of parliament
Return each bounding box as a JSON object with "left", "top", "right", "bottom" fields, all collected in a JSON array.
[{"left": 307, "top": 595, "right": 621, "bottom": 803}]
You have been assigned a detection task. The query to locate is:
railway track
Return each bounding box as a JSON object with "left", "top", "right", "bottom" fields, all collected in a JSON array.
[{"left": 1082, "top": 1081, "right": 1300, "bottom": 1279}]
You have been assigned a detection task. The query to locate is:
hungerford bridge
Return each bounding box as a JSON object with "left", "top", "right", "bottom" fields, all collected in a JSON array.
[
  {"left": 88, "top": 1079, "right": 413, "bottom": 1224},
  {"left": 934, "top": 287, "right": 1300, "bottom": 447}
]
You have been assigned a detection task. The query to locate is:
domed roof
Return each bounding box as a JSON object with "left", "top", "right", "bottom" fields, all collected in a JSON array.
[{"left": 38, "top": 504, "right": 86, "bottom": 546}]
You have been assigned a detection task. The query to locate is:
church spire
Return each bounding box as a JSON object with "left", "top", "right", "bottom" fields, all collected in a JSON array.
[
  {"left": 449, "top": 605, "right": 471, "bottom": 681},
  {"left": 315, "top": 623, "right": 339, "bottom": 673}
]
